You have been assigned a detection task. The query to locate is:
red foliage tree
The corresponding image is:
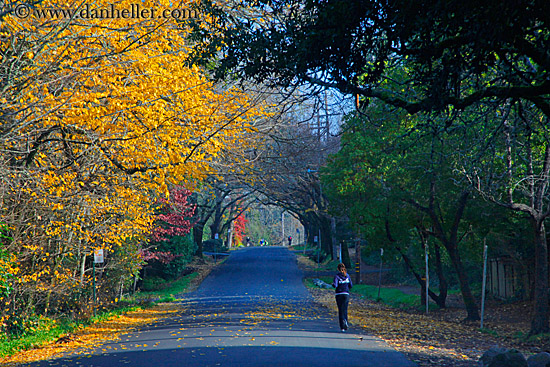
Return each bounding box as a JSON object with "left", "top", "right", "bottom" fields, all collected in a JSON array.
[
  {"left": 140, "top": 186, "right": 197, "bottom": 263},
  {"left": 139, "top": 249, "right": 177, "bottom": 264},
  {"left": 233, "top": 213, "right": 248, "bottom": 245},
  {"left": 152, "top": 186, "right": 197, "bottom": 242}
]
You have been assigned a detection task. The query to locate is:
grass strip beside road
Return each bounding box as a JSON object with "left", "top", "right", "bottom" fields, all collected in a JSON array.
[
  {"left": 128, "top": 272, "right": 199, "bottom": 303},
  {"left": 0, "top": 303, "right": 181, "bottom": 366},
  {"left": 352, "top": 284, "right": 422, "bottom": 308},
  {"left": 0, "top": 258, "right": 217, "bottom": 365},
  {"left": 310, "top": 276, "right": 422, "bottom": 310}
]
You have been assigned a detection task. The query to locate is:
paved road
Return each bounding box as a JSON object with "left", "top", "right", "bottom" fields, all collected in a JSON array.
[{"left": 29, "top": 247, "right": 416, "bottom": 367}]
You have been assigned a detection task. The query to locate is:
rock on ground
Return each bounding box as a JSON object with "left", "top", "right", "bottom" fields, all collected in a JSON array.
[
  {"left": 479, "top": 347, "right": 528, "bottom": 367},
  {"left": 527, "top": 352, "right": 550, "bottom": 367}
]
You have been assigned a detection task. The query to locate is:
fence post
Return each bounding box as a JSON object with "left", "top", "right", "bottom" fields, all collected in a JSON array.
[
  {"left": 93, "top": 261, "right": 96, "bottom": 317},
  {"left": 481, "top": 240, "right": 488, "bottom": 328},
  {"left": 378, "top": 248, "right": 384, "bottom": 299},
  {"left": 377, "top": 248, "right": 384, "bottom": 299}
]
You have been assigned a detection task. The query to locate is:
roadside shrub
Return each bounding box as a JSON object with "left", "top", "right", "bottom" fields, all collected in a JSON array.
[
  {"left": 144, "top": 234, "right": 196, "bottom": 281},
  {"left": 141, "top": 276, "right": 167, "bottom": 292},
  {"left": 202, "top": 239, "right": 226, "bottom": 252}
]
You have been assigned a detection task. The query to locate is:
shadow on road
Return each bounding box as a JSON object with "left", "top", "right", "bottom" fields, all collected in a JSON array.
[{"left": 25, "top": 247, "right": 416, "bottom": 367}]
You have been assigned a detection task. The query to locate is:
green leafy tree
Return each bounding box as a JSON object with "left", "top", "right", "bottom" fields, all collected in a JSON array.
[
  {"left": 458, "top": 101, "right": 550, "bottom": 334},
  {"left": 190, "top": 0, "right": 550, "bottom": 117},
  {"left": 323, "top": 103, "right": 483, "bottom": 319},
  {"left": 147, "top": 235, "right": 196, "bottom": 280},
  {"left": 190, "top": 0, "right": 550, "bottom": 334}
]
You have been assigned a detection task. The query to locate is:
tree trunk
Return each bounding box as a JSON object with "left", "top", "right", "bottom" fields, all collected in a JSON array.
[
  {"left": 447, "top": 242, "right": 480, "bottom": 320},
  {"left": 341, "top": 240, "right": 351, "bottom": 269},
  {"left": 389, "top": 218, "right": 447, "bottom": 308},
  {"left": 330, "top": 217, "right": 337, "bottom": 261},
  {"left": 427, "top": 191, "right": 478, "bottom": 319},
  {"left": 119, "top": 277, "right": 124, "bottom": 300},
  {"left": 433, "top": 244, "right": 448, "bottom": 308},
  {"left": 193, "top": 222, "right": 205, "bottom": 257},
  {"left": 530, "top": 218, "right": 550, "bottom": 335},
  {"left": 302, "top": 221, "right": 311, "bottom": 246},
  {"left": 320, "top": 216, "right": 332, "bottom": 259},
  {"left": 210, "top": 216, "right": 222, "bottom": 239},
  {"left": 396, "top": 245, "right": 446, "bottom": 308}
]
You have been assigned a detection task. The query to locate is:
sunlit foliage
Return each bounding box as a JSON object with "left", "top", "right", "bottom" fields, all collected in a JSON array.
[{"left": 0, "top": 0, "right": 267, "bottom": 331}]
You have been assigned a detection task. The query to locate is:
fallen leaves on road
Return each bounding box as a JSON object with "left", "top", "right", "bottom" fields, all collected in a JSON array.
[
  {"left": 297, "top": 254, "right": 547, "bottom": 366},
  {"left": 310, "top": 288, "right": 486, "bottom": 366},
  {"left": 309, "top": 287, "right": 546, "bottom": 367},
  {"left": 238, "top": 299, "right": 323, "bottom": 326},
  {"left": 0, "top": 303, "right": 181, "bottom": 367}
]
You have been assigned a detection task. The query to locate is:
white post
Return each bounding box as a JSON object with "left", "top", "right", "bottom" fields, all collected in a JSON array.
[
  {"left": 377, "top": 248, "right": 384, "bottom": 299},
  {"left": 282, "top": 211, "right": 285, "bottom": 240},
  {"left": 227, "top": 227, "right": 232, "bottom": 249},
  {"left": 481, "top": 240, "right": 488, "bottom": 328}
]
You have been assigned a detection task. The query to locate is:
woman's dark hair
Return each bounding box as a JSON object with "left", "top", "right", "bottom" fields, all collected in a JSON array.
[{"left": 337, "top": 263, "right": 347, "bottom": 276}]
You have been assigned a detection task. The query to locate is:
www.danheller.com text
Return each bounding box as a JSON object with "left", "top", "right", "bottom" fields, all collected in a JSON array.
[{"left": 17, "top": 3, "right": 197, "bottom": 20}]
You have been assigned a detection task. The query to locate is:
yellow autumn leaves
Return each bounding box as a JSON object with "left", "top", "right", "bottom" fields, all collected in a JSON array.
[
  {"left": 1, "top": 0, "right": 268, "bottom": 325},
  {"left": 0, "top": 303, "right": 182, "bottom": 366}
]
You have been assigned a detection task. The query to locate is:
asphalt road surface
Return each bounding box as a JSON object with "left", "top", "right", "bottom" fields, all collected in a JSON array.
[{"left": 29, "top": 247, "right": 416, "bottom": 367}]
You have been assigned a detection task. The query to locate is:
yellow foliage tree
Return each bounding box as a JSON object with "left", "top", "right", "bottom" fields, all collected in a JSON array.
[{"left": 0, "top": 0, "right": 267, "bottom": 325}]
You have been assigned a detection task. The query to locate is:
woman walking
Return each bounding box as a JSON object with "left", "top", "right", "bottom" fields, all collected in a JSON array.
[{"left": 332, "top": 263, "right": 353, "bottom": 332}]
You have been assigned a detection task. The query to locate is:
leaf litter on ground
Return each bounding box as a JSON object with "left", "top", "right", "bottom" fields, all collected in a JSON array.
[
  {"left": 297, "top": 254, "right": 549, "bottom": 367},
  {"left": 0, "top": 303, "right": 182, "bottom": 366},
  {"left": 0, "top": 258, "right": 218, "bottom": 366}
]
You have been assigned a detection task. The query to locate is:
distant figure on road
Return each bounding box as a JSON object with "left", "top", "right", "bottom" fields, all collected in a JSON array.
[
  {"left": 332, "top": 263, "right": 353, "bottom": 332},
  {"left": 288, "top": 236, "right": 292, "bottom": 246},
  {"left": 246, "top": 237, "right": 250, "bottom": 247},
  {"left": 259, "top": 239, "right": 265, "bottom": 246}
]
